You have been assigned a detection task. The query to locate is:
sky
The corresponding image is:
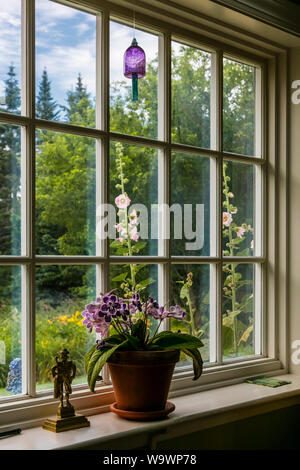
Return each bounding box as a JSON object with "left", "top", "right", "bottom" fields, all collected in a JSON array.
[
  {"left": 0, "top": 0, "right": 159, "bottom": 111},
  {"left": 0, "top": 0, "right": 21, "bottom": 104}
]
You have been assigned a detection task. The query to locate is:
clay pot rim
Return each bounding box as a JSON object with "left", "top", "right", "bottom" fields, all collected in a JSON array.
[{"left": 107, "top": 348, "right": 180, "bottom": 365}]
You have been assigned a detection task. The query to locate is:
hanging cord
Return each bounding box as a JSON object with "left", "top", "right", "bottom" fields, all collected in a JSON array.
[{"left": 133, "top": 9, "right": 136, "bottom": 39}]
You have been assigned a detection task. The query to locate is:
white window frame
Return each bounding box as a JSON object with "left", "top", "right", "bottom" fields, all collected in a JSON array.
[{"left": 0, "top": 0, "right": 288, "bottom": 430}]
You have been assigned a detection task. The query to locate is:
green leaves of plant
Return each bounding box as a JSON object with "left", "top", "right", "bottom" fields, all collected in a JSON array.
[
  {"left": 182, "top": 348, "right": 203, "bottom": 380},
  {"left": 150, "top": 332, "right": 204, "bottom": 380},
  {"left": 152, "top": 331, "right": 204, "bottom": 350},
  {"left": 86, "top": 340, "right": 127, "bottom": 392},
  {"left": 85, "top": 329, "right": 205, "bottom": 392},
  {"left": 84, "top": 344, "right": 97, "bottom": 374},
  {"left": 130, "top": 319, "right": 146, "bottom": 343}
]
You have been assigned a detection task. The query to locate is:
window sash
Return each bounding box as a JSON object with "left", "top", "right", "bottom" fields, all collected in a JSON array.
[{"left": 0, "top": 0, "right": 269, "bottom": 406}]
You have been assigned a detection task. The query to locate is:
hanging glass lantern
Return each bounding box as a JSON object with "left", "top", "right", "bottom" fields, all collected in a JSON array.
[{"left": 123, "top": 38, "right": 146, "bottom": 101}]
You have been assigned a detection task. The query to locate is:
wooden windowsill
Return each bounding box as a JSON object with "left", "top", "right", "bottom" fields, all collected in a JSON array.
[{"left": 0, "top": 373, "right": 299, "bottom": 450}]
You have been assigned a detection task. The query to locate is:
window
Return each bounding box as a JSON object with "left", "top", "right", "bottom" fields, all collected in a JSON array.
[{"left": 0, "top": 0, "right": 283, "bottom": 423}]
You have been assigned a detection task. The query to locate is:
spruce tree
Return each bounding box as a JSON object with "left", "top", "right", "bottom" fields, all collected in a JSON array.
[
  {"left": 4, "top": 64, "right": 21, "bottom": 114},
  {"left": 36, "top": 68, "right": 59, "bottom": 120},
  {"left": 0, "top": 65, "right": 21, "bottom": 258},
  {"left": 64, "top": 73, "right": 93, "bottom": 125}
]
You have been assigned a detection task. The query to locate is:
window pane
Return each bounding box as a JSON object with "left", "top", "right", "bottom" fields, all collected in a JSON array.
[
  {"left": 0, "top": 123, "right": 21, "bottom": 255},
  {"left": 0, "top": 265, "right": 22, "bottom": 396},
  {"left": 110, "top": 264, "right": 159, "bottom": 336},
  {"left": 110, "top": 142, "right": 158, "bottom": 256},
  {"left": 0, "top": 0, "right": 22, "bottom": 115},
  {"left": 171, "top": 152, "right": 211, "bottom": 256},
  {"left": 36, "top": 264, "right": 97, "bottom": 391},
  {"left": 36, "top": 0, "right": 96, "bottom": 126},
  {"left": 223, "top": 58, "right": 256, "bottom": 156},
  {"left": 223, "top": 263, "right": 254, "bottom": 359},
  {"left": 171, "top": 41, "right": 211, "bottom": 148},
  {"left": 36, "top": 130, "right": 96, "bottom": 256},
  {"left": 110, "top": 264, "right": 158, "bottom": 300},
  {"left": 222, "top": 161, "right": 254, "bottom": 257},
  {"left": 110, "top": 21, "right": 158, "bottom": 139},
  {"left": 171, "top": 264, "right": 211, "bottom": 364}
]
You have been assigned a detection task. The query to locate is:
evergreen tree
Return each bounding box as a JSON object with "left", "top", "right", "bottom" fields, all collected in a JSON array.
[
  {"left": 63, "top": 73, "right": 94, "bottom": 126},
  {"left": 4, "top": 64, "right": 21, "bottom": 114},
  {"left": 0, "top": 127, "right": 12, "bottom": 255},
  {"left": 0, "top": 65, "right": 21, "bottom": 258},
  {"left": 36, "top": 68, "right": 59, "bottom": 120}
]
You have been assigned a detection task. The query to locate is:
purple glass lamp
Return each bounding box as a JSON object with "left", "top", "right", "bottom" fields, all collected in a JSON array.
[{"left": 123, "top": 38, "right": 146, "bottom": 101}]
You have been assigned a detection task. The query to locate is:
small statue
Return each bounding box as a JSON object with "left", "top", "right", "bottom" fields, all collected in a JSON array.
[
  {"left": 43, "top": 349, "right": 90, "bottom": 432},
  {"left": 52, "top": 349, "right": 76, "bottom": 417}
]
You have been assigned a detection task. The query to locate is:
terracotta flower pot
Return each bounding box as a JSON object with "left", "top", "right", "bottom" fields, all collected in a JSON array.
[{"left": 107, "top": 349, "right": 180, "bottom": 412}]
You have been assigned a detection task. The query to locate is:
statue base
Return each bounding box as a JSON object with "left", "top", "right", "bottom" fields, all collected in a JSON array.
[{"left": 43, "top": 414, "right": 90, "bottom": 433}]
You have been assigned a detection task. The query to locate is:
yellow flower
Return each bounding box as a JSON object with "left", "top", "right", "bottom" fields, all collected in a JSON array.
[{"left": 60, "top": 315, "right": 67, "bottom": 321}]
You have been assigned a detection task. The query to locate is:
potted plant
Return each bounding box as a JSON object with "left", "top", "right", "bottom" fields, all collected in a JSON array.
[{"left": 82, "top": 292, "right": 204, "bottom": 420}]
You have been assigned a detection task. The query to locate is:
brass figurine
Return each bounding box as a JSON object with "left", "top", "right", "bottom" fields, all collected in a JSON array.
[
  {"left": 43, "top": 349, "right": 90, "bottom": 432},
  {"left": 52, "top": 348, "right": 76, "bottom": 418}
]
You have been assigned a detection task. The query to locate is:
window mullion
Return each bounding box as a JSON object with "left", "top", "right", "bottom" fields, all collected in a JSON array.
[
  {"left": 158, "top": 32, "right": 171, "bottom": 331},
  {"left": 253, "top": 65, "right": 264, "bottom": 356},
  {"left": 23, "top": 0, "right": 36, "bottom": 397},
  {"left": 98, "top": 9, "right": 111, "bottom": 385},
  {"left": 210, "top": 50, "right": 223, "bottom": 364}
]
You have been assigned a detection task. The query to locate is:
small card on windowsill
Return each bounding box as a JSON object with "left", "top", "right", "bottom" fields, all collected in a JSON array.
[{"left": 246, "top": 377, "right": 292, "bottom": 388}]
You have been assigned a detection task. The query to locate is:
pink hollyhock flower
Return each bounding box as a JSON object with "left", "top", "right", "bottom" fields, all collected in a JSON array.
[
  {"left": 251, "top": 239, "right": 254, "bottom": 249},
  {"left": 115, "top": 223, "right": 127, "bottom": 238},
  {"left": 223, "top": 212, "right": 233, "bottom": 227},
  {"left": 129, "top": 209, "right": 138, "bottom": 225},
  {"left": 228, "top": 192, "right": 234, "bottom": 198},
  {"left": 231, "top": 207, "right": 238, "bottom": 214},
  {"left": 236, "top": 227, "right": 246, "bottom": 238},
  {"left": 130, "top": 226, "right": 139, "bottom": 242},
  {"left": 115, "top": 194, "right": 131, "bottom": 209}
]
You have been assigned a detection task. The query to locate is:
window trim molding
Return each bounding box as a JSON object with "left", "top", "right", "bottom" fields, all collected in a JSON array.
[
  {"left": 210, "top": 0, "right": 300, "bottom": 37},
  {"left": 0, "top": 357, "right": 284, "bottom": 431},
  {"left": 0, "top": 0, "right": 289, "bottom": 429}
]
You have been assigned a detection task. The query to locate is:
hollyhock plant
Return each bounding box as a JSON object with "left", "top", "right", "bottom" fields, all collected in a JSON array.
[
  {"left": 222, "top": 161, "right": 254, "bottom": 358},
  {"left": 115, "top": 194, "right": 131, "bottom": 209},
  {"left": 108, "top": 143, "right": 203, "bottom": 364},
  {"left": 128, "top": 209, "right": 138, "bottom": 225},
  {"left": 223, "top": 212, "right": 233, "bottom": 227},
  {"left": 130, "top": 225, "right": 139, "bottom": 242},
  {"left": 236, "top": 226, "right": 246, "bottom": 238},
  {"left": 82, "top": 291, "right": 203, "bottom": 392}
]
